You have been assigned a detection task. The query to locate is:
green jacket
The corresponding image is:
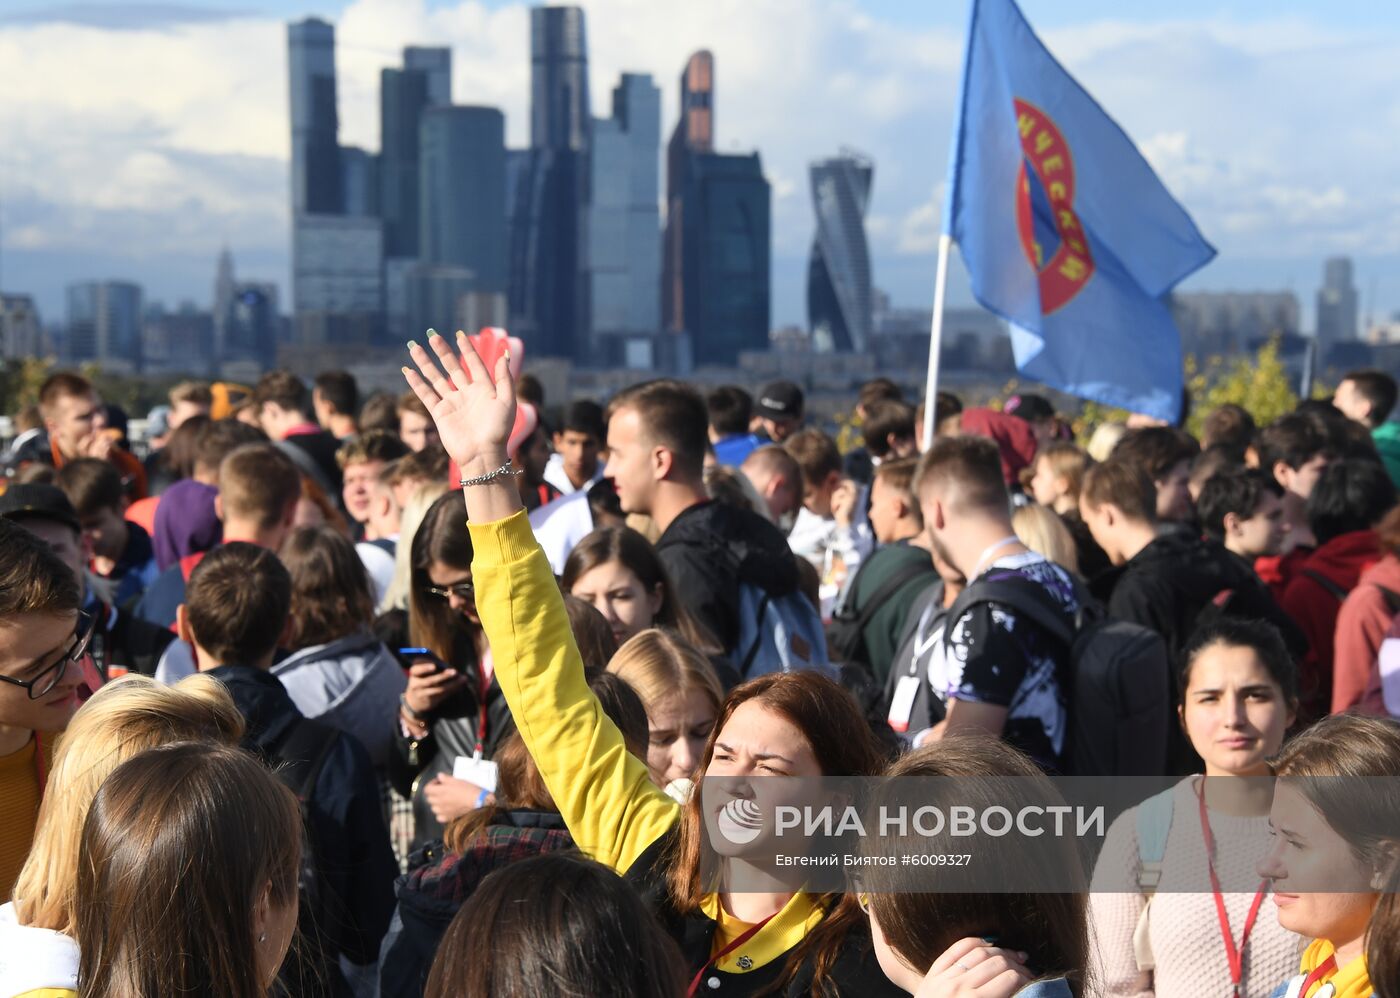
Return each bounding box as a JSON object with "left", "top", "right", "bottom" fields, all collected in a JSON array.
[
  {"left": 850, "top": 542, "right": 938, "bottom": 685},
  {"left": 1375, "top": 421, "right": 1400, "bottom": 491}
]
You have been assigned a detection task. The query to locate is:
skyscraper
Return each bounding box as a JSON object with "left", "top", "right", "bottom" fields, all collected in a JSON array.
[
  {"left": 66, "top": 281, "right": 144, "bottom": 372},
  {"left": 340, "top": 146, "right": 378, "bottom": 216},
  {"left": 508, "top": 5, "right": 591, "bottom": 359},
  {"left": 663, "top": 51, "right": 714, "bottom": 336},
  {"left": 379, "top": 67, "right": 430, "bottom": 258},
  {"left": 410, "top": 106, "right": 508, "bottom": 339},
  {"left": 663, "top": 52, "right": 771, "bottom": 367},
  {"left": 404, "top": 46, "right": 451, "bottom": 106},
  {"left": 418, "top": 107, "right": 506, "bottom": 285},
  {"left": 807, "top": 150, "right": 874, "bottom": 353},
  {"left": 588, "top": 73, "right": 661, "bottom": 366},
  {"left": 1316, "top": 256, "right": 1359, "bottom": 357},
  {"left": 530, "top": 7, "right": 590, "bottom": 152},
  {"left": 287, "top": 18, "right": 342, "bottom": 215}
]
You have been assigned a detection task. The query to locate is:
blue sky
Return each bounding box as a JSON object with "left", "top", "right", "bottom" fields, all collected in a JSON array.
[{"left": 2, "top": 0, "right": 1398, "bottom": 338}]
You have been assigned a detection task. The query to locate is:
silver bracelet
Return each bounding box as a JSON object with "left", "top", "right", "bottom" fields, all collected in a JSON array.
[{"left": 459, "top": 459, "right": 523, "bottom": 489}]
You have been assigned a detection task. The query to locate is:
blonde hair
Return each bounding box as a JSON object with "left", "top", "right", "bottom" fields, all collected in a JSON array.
[
  {"left": 1012, "top": 503, "right": 1080, "bottom": 575},
  {"left": 379, "top": 480, "right": 449, "bottom": 613},
  {"left": 1035, "top": 442, "right": 1092, "bottom": 504},
  {"left": 1085, "top": 423, "right": 1128, "bottom": 463},
  {"left": 13, "top": 674, "right": 244, "bottom": 934},
  {"left": 606, "top": 628, "right": 723, "bottom": 720}
]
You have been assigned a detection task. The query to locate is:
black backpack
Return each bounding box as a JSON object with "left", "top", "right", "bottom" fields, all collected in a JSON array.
[
  {"left": 828, "top": 559, "right": 938, "bottom": 671},
  {"left": 945, "top": 576, "right": 1172, "bottom": 776},
  {"left": 828, "top": 559, "right": 937, "bottom": 716},
  {"left": 270, "top": 718, "right": 348, "bottom": 998}
]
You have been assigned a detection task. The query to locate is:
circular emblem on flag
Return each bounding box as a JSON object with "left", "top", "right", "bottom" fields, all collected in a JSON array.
[{"left": 1013, "top": 98, "right": 1094, "bottom": 314}]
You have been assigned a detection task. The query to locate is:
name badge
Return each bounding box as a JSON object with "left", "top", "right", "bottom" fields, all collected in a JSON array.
[
  {"left": 453, "top": 752, "right": 499, "bottom": 792},
  {"left": 887, "top": 675, "right": 921, "bottom": 733}
]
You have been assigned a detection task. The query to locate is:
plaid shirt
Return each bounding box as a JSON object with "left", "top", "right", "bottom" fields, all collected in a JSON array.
[{"left": 402, "top": 812, "right": 574, "bottom": 906}]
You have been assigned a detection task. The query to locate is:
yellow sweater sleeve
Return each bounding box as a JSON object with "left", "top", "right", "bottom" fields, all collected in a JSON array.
[{"left": 469, "top": 510, "right": 679, "bottom": 873}]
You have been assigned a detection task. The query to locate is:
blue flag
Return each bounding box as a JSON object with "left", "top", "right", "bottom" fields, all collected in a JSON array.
[{"left": 943, "top": 0, "right": 1216, "bottom": 423}]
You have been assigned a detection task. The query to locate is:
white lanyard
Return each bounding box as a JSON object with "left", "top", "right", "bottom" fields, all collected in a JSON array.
[
  {"left": 969, "top": 535, "right": 1022, "bottom": 581},
  {"left": 912, "top": 601, "right": 942, "bottom": 662}
]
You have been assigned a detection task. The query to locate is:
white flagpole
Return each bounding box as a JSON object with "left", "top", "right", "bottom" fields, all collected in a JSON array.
[{"left": 921, "top": 233, "right": 954, "bottom": 447}]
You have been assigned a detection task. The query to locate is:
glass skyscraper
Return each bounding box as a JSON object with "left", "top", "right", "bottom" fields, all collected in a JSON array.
[
  {"left": 589, "top": 73, "right": 661, "bottom": 366},
  {"left": 807, "top": 151, "right": 874, "bottom": 353},
  {"left": 418, "top": 106, "right": 507, "bottom": 287},
  {"left": 663, "top": 51, "right": 770, "bottom": 367},
  {"left": 287, "top": 18, "right": 342, "bottom": 215},
  {"left": 379, "top": 67, "right": 430, "bottom": 258},
  {"left": 404, "top": 46, "right": 452, "bottom": 106},
  {"left": 508, "top": 5, "right": 591, "bottom": 359},
  {"left": 340, "top": 146, "right": 378, "bottom": 217}
]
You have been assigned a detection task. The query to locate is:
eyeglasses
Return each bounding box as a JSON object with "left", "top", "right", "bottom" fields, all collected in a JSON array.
[
  {"left": 0, "top": 611, "right": 94, "bottom": 700},
  {"left": 423, "top": 582, "right": 475, "bottom": 601}
]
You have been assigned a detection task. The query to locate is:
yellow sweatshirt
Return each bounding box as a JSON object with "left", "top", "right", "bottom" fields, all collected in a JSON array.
[
  {"left": 468, "top": 511, "right": 824, "bottom": 973},
  {"left": 1, "top": 734, "right": 53, "bottom": 904}
]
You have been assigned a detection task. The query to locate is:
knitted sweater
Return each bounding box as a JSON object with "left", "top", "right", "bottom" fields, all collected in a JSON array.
[{"left": 1088, "top": 778, "right": 1304, "bottom": 997}]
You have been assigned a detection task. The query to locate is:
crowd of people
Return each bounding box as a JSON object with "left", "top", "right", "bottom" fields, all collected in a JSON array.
[{"left": 0, "top": 339, "right": 1397, "bottom": 997}]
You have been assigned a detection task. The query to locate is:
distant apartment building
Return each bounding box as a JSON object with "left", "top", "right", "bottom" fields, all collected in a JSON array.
[
  {"left": 66, "top": 281, "right": 143, "bottom": 372},
  {"left": 1171, "top": 290, "right": 1300, "bottom": 356}
]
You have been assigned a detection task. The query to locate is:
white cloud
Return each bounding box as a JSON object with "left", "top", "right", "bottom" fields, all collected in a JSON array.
[{"left": 897, "top": 192, "right": 941, "bottom": 255}]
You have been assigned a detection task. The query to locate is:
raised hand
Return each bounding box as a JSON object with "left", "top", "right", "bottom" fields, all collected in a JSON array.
[{"left": 402, "top": 329, "right": 516, "bottom": 480}]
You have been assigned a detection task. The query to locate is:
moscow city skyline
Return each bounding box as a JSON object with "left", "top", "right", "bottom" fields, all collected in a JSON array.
[{"left": 2, "top": 0, "right": 1399, "bottom": 336}]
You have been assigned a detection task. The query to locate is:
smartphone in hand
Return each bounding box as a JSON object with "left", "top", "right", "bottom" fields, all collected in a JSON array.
[{"left": 398, "top": 647, "right": 448, "bottom": 672}]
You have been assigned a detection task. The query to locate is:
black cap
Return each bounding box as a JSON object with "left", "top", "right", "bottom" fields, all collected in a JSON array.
[
  {"left": 1004, "top": 393, "right": 1055, "bottom": 423},
  {"left": 0, "top": 483, "right": 81, "bottom": 533},
  {"left": 756, "top": 381, "right": 804, "bottom": 420}
]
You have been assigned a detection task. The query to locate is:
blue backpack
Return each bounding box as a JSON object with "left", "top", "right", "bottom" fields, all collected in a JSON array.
[{"left": 731, "top": 582, "right": 833, "bottom": 680}]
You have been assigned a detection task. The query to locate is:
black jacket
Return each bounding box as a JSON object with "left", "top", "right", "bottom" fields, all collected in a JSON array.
[
  {"left": 208, "top": 665, "right": 398, "bottom": 971},
  {"left": 656, "top": 500, "right": 801, "bottom": 656},
  {"left": 377, "top": 811, "right": 573, "bottom": 998},
  {"left": 1093, "top": 529, "right": 1308, "bottom": 666},
  {"left": 624, "top": 828, "right": 906, "bottom": 998},
  {"left": 1092, "top": 529, "right": 1308, "bottom": 773},
  {"left": 90, "top": 603, "right": 174, "bottom": 679}
]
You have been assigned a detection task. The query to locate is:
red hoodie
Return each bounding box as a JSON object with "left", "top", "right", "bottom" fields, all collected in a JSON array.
[
  {"left": 1281, "top": 530, "right": 1382, "bottom": 721},
  {"left": 1332, "top": 553, "right": 1400, "bottom": 714},
  {"left": 958, "top": 409, "right": 1038, "bottom": 487}
]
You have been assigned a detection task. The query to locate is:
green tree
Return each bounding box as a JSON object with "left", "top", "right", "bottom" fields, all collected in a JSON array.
[
  {"left": 1185, "top": 338, "right": 1298, "bottom": 439},
  {"left": 0, "top": 356, "right": 56, "bottom": 415}
]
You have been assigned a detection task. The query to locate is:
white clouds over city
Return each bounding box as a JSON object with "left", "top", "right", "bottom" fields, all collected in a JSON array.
[{"left": 1, "top": 1, "right": 1398, "bottom": 323}]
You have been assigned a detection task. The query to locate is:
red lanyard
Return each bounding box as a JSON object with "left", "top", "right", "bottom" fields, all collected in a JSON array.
[
  {"left": 473, "top": 657, "right": 491, "bottom": 756},
  {"left": 1299, "top": 955, "right": 1338, "bottom": 997},
  {"left": 686, "top": 912, "right": 777, "bottom": 997},
  {"left": 1196, "top": 780, "right": 1268, "bottom": 997}
]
